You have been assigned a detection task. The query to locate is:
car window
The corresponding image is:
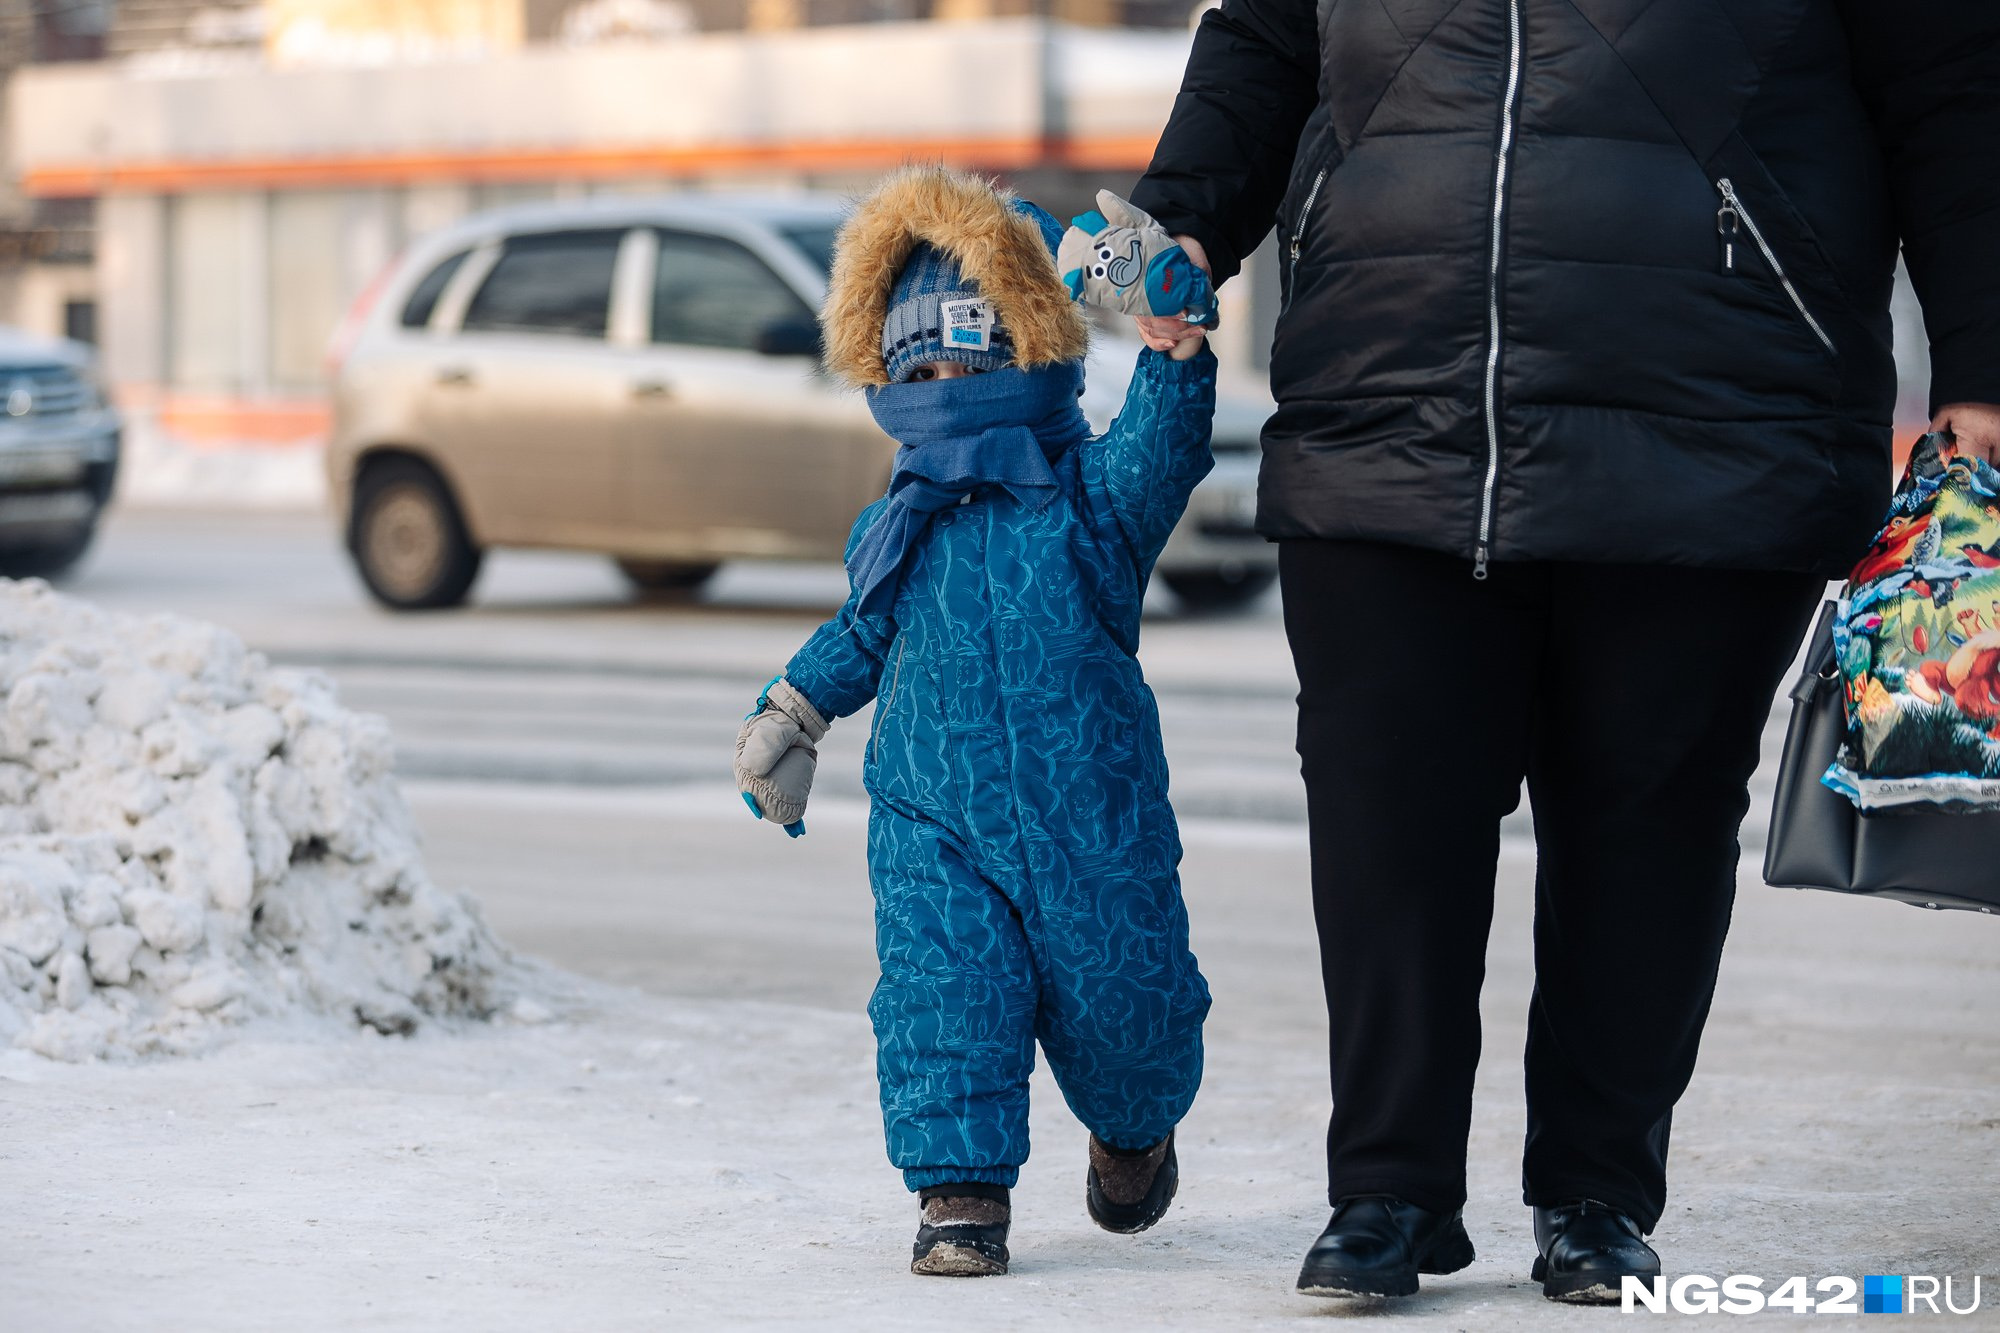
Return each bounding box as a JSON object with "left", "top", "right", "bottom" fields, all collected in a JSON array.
[
  {"left": 461, "top": 230, "right": 623, "bottom": 338},
  {"left": 778, "top": 225, "right": 836, "bottom": 276},
  {"left": 652, "top": 231, "right": 813, "bottom": 350},
  {"left": 399, "top": 250, "right": 468, "bottom": 329}
]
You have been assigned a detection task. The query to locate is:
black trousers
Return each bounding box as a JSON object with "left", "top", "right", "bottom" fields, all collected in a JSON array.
[{"left": 1280, "top": 539, "right": 1824, "bottom": 1232}]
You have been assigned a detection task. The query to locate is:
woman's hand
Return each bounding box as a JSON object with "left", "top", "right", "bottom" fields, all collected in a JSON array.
[
  {"left": 1136, "top": 234, "right": 1216, "bottom": 356},
  {"left": 1931, "top": 402, "right": 2000, "bottom": 465}
]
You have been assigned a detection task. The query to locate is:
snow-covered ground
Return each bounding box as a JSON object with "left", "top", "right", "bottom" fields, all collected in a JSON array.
[
  {"left": 7, "top": 798, "right": 1997, "bottom": 1331},
  {"left": 4, "top": 515, "right": 1996, "bottom": 1329},
  {"left": 113, "top": 421, "right": 327, "bottom": 513}
]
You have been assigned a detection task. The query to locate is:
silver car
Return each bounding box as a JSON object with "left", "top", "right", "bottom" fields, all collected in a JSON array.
[
  {"left": 327, "top": 195, "right": 1274, "bottom": 611},
  {"left": 0, "top": 326, "right": 121, "bottom": 580}
]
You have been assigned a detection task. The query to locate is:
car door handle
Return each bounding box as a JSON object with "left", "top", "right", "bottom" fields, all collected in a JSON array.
[
  {"left": 631, "top": 380, "right": 673, "bottom": 400},
  {"left": 436, "top": 367, "right": 475, "bottom": 387}
]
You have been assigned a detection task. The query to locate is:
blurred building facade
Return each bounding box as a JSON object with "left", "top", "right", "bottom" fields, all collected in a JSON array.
[
  {"left": 0, "top": 0, "right": 1935, "bottom": 488},
  {"left": 2, "top": 1, "right": 1285, "bottom": 457},
  {"left": 0, "top": 0, "right": 112, "bottom": 346}
]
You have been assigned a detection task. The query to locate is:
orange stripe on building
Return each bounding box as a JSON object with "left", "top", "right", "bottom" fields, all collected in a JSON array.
[
  {"left": 21, "top": 134, "right": 1162, "bottom": 197},
  {"left": 115, "top": 389, "right": 332, "bottom": 447},
  {"left": 118, "top": 399, "right": 1936, "bottom": 460}
]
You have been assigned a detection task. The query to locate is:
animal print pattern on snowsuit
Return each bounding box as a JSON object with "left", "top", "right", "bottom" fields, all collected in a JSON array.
[{"left": 784, "top": 347, "right": 1217, "bottom": 1189}]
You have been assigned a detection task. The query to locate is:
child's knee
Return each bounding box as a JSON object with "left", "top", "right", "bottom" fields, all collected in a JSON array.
[
  {"left": 1047, "top": 1009, "right": 1206, "bottom": 1148},
  {"left": 1041, "top": 968, "right": 1209, "bottom": 1078}
]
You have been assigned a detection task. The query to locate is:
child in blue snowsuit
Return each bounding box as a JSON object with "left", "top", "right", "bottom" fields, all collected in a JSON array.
[{"left": 732, "top": 166, "right": 1215, "bottom": 1277}]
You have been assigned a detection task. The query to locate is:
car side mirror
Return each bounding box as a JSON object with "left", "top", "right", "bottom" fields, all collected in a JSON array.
[{"left": 755, "top": 319, "right": 822, "bottom": 359}]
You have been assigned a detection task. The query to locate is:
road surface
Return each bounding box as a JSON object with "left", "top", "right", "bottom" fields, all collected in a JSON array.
[{"left": 5, "top": 507, "right": 1994, "bottom": 1329}]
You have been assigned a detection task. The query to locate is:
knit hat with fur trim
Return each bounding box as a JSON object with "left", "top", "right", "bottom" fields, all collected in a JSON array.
[
  {"left": 822, "top": 166, "right": 1089, "bottom": 389},
  {"left": 880, "top": 243, "right": 1014, "bottom": 383}
]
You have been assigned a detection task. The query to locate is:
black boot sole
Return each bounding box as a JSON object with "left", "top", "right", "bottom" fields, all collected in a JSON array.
[
  {"left": 1532, "top": 1253, "right": 1657, "bottom": 1303},
  {"left": 912, "top": 1215, "right": 1010, "bottom": 1278},
  {"left": 912, "top": 1238, "right": 1009, "bottom": 1277},
  {"left": 1086, "top": 1134, "right": 1179, "bottom": 1234},
  {"left": 1297, "top": 1214, "right": 1476, "bottom": 1299}
]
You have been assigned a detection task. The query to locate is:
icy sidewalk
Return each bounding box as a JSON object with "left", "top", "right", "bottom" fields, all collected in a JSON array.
[{"left": 4, "top": 811, "right": 1996, "bottom": 1331}]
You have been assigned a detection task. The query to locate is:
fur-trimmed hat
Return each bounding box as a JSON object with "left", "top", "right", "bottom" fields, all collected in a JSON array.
[
  {"left": 879, "top": 243, "right": 1014, "bottom": 383},
  {"left": 822, "top": 166, "right": 1091, "bottom": 389}
]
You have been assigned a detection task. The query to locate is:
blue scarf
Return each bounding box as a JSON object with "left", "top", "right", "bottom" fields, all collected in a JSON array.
[{"left": 847, "top": 362, "right": 1092, "bottom": 621}]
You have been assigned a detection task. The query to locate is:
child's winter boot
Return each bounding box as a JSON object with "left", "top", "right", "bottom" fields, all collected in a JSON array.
[
  {"left": 1085, "top": 1130, "right": 1179, "bottom": 1233},
  {"left": 910, "top": 1183, "right": 1011, "bottom": 1276}
]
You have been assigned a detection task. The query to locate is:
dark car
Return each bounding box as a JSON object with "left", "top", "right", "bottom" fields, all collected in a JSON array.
[{"left": 0, "top": 326, "right": 120, "bottom": 580}]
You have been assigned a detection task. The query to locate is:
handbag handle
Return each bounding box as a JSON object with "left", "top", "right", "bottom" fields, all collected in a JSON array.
[{"left": 1788, "top": 600, "right": 1840, "bottom": 704}]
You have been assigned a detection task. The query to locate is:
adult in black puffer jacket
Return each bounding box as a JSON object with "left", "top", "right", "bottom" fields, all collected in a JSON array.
[{"left": 1129, "top": 0, "right": 2000, "bottom": 1305}]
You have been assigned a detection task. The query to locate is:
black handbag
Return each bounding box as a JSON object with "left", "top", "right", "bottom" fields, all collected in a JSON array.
[{"left": 1764, "top": 599, "right": 2000, "bottom": 913}]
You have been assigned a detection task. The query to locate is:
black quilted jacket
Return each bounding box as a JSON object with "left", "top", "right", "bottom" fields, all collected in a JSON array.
[{"left": 1130, "top": 0, "right": 2000, "bottom": 576}]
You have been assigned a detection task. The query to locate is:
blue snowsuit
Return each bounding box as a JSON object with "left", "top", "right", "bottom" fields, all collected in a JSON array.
[{"left": 784, "top": 346, "right": 1218, "bottom": 1190}]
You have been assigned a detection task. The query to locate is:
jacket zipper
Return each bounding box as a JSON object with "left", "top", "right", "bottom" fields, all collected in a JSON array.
[
  {"left": 872, "top": 637, "right": 905, "bottom": 766},
  {"left": 1474, "top": 0, "right": 1525, "bottom": 581},
  {"left": 1286, "top": 165, "right": 1329, "bottom": 305},
  {"left": 1714, "top": 177, "right": 1836, "bottom": 358}
]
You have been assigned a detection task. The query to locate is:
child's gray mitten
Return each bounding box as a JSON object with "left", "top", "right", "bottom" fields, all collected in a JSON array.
[
  {"left": 734, "top": 677, "right": 829, "bottom": 838},
  {"left": 1058, "top": 191, "right": 1219, "bottom": 328}
]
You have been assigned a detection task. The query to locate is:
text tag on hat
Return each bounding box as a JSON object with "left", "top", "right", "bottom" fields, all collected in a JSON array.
[{"left": 940, "top": 298, "right": 996, "bottom": 353}]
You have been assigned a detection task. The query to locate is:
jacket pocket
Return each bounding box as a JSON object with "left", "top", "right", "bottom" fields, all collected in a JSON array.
[
  {"left": 1713, "top": 176, "right": 1838, "bottom": 360},
  {"left": 1278, "top": 119, "right": 1338, "bottom": 310},
  {"left": 1284, "top": 158, "right": 1333, "bottom": 311},
  {"left": 869, "top": 635, "right": 907, "bottom": 768}
]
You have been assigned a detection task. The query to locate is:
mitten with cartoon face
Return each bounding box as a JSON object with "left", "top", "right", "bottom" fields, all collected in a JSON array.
[{"left": 1058, "top": 190, "right": 1219, "bottom": 328}]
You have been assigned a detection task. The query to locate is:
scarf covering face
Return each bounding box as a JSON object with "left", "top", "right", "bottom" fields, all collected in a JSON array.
[{"left": 846, "top": 361, "right": 1092, "bottom": 621}]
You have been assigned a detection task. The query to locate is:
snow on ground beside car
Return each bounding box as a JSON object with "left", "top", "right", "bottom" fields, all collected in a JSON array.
[
  {"left": 115, "top": 415, "right": 327, "bottom": 512},
  {"left": 0, "top": 580, "right": 518, "bottom": 1059}
]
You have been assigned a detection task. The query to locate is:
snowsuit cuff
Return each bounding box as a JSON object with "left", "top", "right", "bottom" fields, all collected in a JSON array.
[
  {"left": 903, "top": 1164, "right": 1020, "bottom": 1192},
  {"left": 773, "top": 663, "right": 840, "bottom": 725},
  {"left": 1134, "top": 341, "right": 1217, "bottom": 386},
  {"left": 916, "top": 1181, "right": 1011, "bottom": 1204}
]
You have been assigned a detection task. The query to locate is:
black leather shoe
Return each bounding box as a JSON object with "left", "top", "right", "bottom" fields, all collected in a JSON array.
[
  {"left": 1531, "top": 1200, "right": 1661, "bottom": 1303},
  {"left": 1296, "top": 1195, "right": 1476, "bottom": 1299}
]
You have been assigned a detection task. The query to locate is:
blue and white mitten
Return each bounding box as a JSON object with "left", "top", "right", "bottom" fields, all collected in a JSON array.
[{"left": 1058, "top": 191, "right": 1218, "bottom": 328}]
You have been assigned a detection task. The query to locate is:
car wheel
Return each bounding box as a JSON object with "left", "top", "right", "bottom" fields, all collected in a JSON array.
[
  {"left": 616, "top": 558, "right": 720, "bottom": 597},
  {"left": 349, "top": 458, "right": 483, "bottom": 610},
  {"left": 0, "top": 522, "right": 98, "bottom": 581},
  {"left": 1161, "top": 565, "right": 1278, "bottom": 613}
]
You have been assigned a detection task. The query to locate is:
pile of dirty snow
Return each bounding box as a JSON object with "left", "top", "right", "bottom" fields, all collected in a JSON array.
[{"left": 0, "top": 580, "right": 513, "bottom": 1060}]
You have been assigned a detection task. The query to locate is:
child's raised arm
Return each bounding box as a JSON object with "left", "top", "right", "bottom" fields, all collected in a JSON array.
[{"left": 1081, "top": 342, "right": 1220, "bottom": 570}]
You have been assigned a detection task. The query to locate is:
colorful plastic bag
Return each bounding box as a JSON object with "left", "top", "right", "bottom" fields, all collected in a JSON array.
[{"left": 1826, "top": 432, "right": 2000, "bottom": 811}]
